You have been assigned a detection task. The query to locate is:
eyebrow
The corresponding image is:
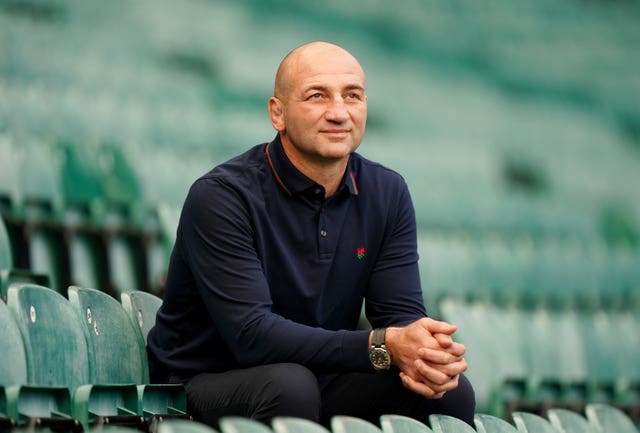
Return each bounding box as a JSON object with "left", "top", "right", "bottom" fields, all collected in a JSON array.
[{"left": 302, "top": 83, "right": 365, "bottom": 93}]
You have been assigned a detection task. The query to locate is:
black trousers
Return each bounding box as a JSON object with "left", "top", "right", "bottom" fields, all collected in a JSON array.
[{"left": 176, "top": 363, "right": 475, "bottom": 429}]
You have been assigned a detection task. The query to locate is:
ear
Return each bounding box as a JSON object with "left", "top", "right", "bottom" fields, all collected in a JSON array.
[{"left": 268, "top": 97, "right": 285, "bottom": 132}]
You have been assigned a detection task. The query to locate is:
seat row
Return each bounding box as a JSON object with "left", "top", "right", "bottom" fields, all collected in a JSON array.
[
  {"left": 0, "top": 284, "right": 186, "bottom": 431},
  {"left": 29, "top": 403, "right": 636, "bottom": 433},
  {"left": 439, "top": 298, "right": 640, "bottom": 421}
]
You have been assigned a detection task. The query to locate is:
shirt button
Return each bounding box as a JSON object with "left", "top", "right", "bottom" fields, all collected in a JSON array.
[
  {"left": 320, "top": 229, "right": 327, "bottom": 237},
  {"left": 315, "top": 188, "right": 322, "bottom": 195}
]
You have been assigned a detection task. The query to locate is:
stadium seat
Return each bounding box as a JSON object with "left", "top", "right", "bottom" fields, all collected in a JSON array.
[
  {"left": 271, "top": 416, "right": 331, "bottom": 433},
  {"left": 474, "top": 413, "right": 518, "bottom": 433},
  {"left": 157, "top": 419, "right": 221, "bottom": 433},
  {"left": 331, "top": 416, "right": 383, "bottom": 433},
  {"left": 379, "top": 414, "right": 433, "bottom": 433},
  {"left": 219, "top": 416, "right": 273, "bottom": 433},
  {"left": 428, "top": 414, "right": 476, "bottom": 433},
  {"left": 585, "top": 403, "right": 639, "bottom": 433},
  {"left": 512, "top": 411, "right": 561, "bottom": 433},
  {"left": 67, "top": 286, "right": 189, "bottom": 426},
  {"left": 547, "top": 408, "right": 599, "bottom": 433},
  {"left": 120, "top": 290, "right": 162, "bottom": 344},
  {"left": 6, "top": 283, "right": 143, "bottom": 431},
  {"left": 3, "top": 284, "right": 85, "bottom": 430}
]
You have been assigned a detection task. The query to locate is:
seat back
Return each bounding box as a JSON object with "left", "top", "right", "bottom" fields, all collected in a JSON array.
[
  {"left": 0, "top": 217, "right": 13, "bottom": 270},
  {"left": 512, "top": 411, "right": 561, "bottom": 433},
  {"left": 68, "top": 286, "right": 149, "bottom": 384},
  {"left": 0, "top": 300, "right": 28, "bottom": 386},
  {"left": 331, "top": 416, "right": 383, "bottom": 433},
  {"left": 120, "top": 290, "right": 162, "bottom": 343},
  {"left": 272, "top": 416, "right": 331, "bottom": 433},
  {"left": 428, "top": 415, "right": 476, "bottom": 433},
  {"left": 585, "top": 403, "right": 639, "bottom": 433},
  {"left": 380, "top": 414, "right": 433, "bottom": 433},
  {"left": 219, "top": 416, "right": 273, "bottom": 433},
  {"left": 158, "top": 419, "right": 220, "bottom": 433},
  {"left": 547, "top": 408, "right": 599, "bottom": 433},
  {"left": 474, "top": 414, "right": 518, "bottom": 433},
  {"left": 6, "top": 284, "right": 91, "bottom": 390}
]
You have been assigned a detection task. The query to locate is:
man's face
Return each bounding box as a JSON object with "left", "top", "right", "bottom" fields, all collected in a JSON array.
[{"left": 269, "top": 46, "right": 368, "bottom": 166}]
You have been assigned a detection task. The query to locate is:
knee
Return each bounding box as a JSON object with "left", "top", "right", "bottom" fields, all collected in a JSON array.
[
  {"left": 436, "top": 374, "right": 476, "bottom": 426},
  {"left": 259, "top": 363, "right": 321, "bottom": 421}
]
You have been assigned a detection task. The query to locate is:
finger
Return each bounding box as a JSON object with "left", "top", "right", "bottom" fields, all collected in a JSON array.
[
  {"left": 423, "top": 317, "right": 458, "bottom": 335},
  {"left": 434, "top": 332, "right": 453, "bottom": 348},
  {"left": 417, "top": 347, "right": 462, "bottom": 365},
  {"left": 399, "top": 372, "right": 447, "bottom": 399},
  {"left": 416, "top": 358, "right": 468, "bottom": 381}
]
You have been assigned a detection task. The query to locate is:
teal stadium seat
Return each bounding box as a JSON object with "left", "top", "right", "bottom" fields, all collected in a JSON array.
[
  {"left": 219, "top": 416, "right": 274, "bottom": 433},
  {"left": 380, "top": 414, "right": 433, "bottom": 433},
  {"left": 585, "top": 403, "right": 639, "bottom": 433},
  {"left": 120, "top": 290, "right": 162, "bottom": 344},
  {"left": 474, "top": 413, "right": 518, "bottom": 433},
  {"left": 6, "top": 284, "right": 142, "bottom": 431},
  {"left": 272, "top": 416, "right": 331, "bottom": 433},
  {"left": 2, "top": 285, "right": 82, "bottom": 431},
  {"left": 67, "top": 286, "right": 189, "bottom": 426},
  {"left": 157, "top": 419, "right": 221, "bottom": 433},
  {"left": 331, "top": 416, "right": 383, "bottom": 433},
  {"left": 428, "top": 414, "right": 476, "bottom": 433},
  {"left": 547, "top": 408, "right": 599, "bottom": 433},
  {"left": 512, "top": 411, "right": 561, "bottom": 433}
]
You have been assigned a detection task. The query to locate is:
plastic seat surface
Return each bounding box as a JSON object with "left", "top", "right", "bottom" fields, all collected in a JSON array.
[
  {"left": 157, "top": 419, "right": 220, "bottom": 433},
  {"left": 547, "top": 408, "right": 599, "bottom": 433},
  {"left": 120, "top": 290, "right": 162, "bottom": 343},
  {"left": 331, "top": 415, "right": 383, "bottom": 433},
  {"left": 512, "top": 411, "right": 561, "bottom": 433},
  {"left": 219, "top": 416, "right": 273, "bottom": 433},
  {"left": 474, "top": 413, "right": 518, "bottom": 433},
  {"left": 585, "top": 403, "right": 639, "bottom": 433},
  {"left": 428, "top": 414, "right": 476, "bottom": 433},
  {"left": 272, "top": 416, "right": 331, "bottom": 433},
  {"left": 380, "top": 414, "right": 433, "bottom": 433}
]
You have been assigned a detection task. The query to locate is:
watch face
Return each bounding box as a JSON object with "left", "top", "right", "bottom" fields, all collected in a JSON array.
[{"left": 369, "top": 347, "right": 391, "bottom": 370}]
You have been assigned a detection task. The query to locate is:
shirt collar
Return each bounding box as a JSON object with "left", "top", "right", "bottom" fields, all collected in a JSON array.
[{"left": 265, "top": 134, "right": 359, "bottom": 197}]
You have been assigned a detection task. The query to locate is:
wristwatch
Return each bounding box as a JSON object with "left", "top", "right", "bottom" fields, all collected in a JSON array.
[{"left": 369, "top": 328, "right": 391, "bottom": 370}]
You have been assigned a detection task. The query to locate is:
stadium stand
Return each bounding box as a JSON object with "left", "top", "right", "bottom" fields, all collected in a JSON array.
[
  {"left": 511, "top": 411, "right": 561, "bottom": 433},
  {"left": 428, "top": 414, "right": 475, "bottom": 433},
  {"left": 120, "top": 290, "right": 163, "bottom": 344},
  {"left": 473, "top": 414, "right": 517, "bottom": 433},
  {"left": 1, "top": 0, "right": 640, "bottom": 430},
  {"left": 331, "top": 416, "right": 383, "bottom": 433},
  {"left": 547, "top": 408, "right": 600, "bottom": 433}
]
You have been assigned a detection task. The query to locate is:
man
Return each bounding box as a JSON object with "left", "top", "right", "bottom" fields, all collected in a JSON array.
[{"left": 147, "top": 41, "right": 475, "bottom": 428}]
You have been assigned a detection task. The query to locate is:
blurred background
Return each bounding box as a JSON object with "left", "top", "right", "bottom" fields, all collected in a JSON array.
[{"left": 1, "top": 0, "right": 639, "bottom": 422}]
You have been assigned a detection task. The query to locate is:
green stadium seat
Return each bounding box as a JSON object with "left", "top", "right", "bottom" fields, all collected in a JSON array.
[
  {"left": 474, "top": 413, "right": 518, "bottom": 433},
  {"left": 428, "top": 414, "right": 476, "bottom": 433},
  {"left": 67, "top": 286, "right": 189, "bottom": 425},
  {"left": 120, "top": 290, "right": 162, "bottom": 344},
  {"left": 272, "top": 416, "right": 331, "bottom": 433},
  {"left": 157, "top": 419, "right": 221, "bottom": 433},
  {"left": 585, "top": 403, "right": 639, "bottom": 433},
  {"left": 219, "top": 416, "right": 273, "bottom": 433},
  {"left": 6, "top": 283, "right": 143, "bottom": 431},
  {"left": 331, "top": 416, "right": 383, "bottom": 433},
  {"left": 2, "top": 285, "right": 83, "bottom": 431},
  {"left": 547, "top": 408, "right": 599, "bottom": 433},
  {"left": 512, "top": 411, "right": 561, "bottom": 433},
  {"left": 380, "top": 414, "right": 433, "bottom": 433}
]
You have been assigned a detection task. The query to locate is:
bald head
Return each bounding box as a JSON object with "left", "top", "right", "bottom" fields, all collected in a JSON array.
[{"left": 274, "top": 42, "right": 366, "bottom": 100}]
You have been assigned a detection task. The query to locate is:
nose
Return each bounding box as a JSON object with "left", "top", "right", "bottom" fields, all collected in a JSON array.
[{"left": 325, "top": 96, "right": 349, "bottom": 123}]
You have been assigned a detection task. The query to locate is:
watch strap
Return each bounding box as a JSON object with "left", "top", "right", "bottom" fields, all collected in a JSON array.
[{"left": 372, "top": 328, "right": 386, "bottom": 348}]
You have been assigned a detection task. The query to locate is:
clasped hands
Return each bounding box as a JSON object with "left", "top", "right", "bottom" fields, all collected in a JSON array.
[{"left": 385, "top": 317, "right": 467, "bottom": 399}]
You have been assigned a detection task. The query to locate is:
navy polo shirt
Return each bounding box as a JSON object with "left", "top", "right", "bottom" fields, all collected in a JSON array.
[{"left": 147, "top": 134, "right": 427, "bottom": 381}]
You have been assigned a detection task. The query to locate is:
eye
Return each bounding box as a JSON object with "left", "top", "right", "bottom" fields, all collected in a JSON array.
[
  {"left": 346, "top": 92, "right": 363, "bottom": 100},
  {"left": 308, "top": 93, "right": 322, "bottom": 100}
]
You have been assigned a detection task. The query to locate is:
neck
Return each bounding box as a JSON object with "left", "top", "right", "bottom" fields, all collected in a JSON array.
[{"left": 281, "top": 141, "right": 348, "bottom": 199}]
